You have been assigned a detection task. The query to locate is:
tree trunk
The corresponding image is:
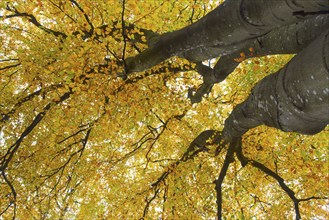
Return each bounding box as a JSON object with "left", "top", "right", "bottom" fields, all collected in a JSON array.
[
  {"left": 125, "top": 0, "right": 329, "bottom": 73},
  {"left": 187, "top": 14, "right": 329, "bottom": 103},
  {"left": 186, "top": 14, "right": 329, "bottom": 83},
  {"left": 222, "top": 29, "right": 329, "bottom": 140},
  {"left": 182, "top": 14, "right": 329, "bottom": 61}
]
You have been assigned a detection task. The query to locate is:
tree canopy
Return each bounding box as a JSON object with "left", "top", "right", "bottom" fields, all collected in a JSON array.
[{"left": 0, "top": 0, "right": 328, "bottom": 219}]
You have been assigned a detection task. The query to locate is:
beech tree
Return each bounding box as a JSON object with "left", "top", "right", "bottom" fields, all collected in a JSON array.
[{"left": 0, "top": 0, "right": 328, "bottom": 219}]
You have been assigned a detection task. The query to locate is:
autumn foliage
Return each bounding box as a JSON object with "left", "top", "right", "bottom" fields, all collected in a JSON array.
[{"left": 0, "top": 1, "right": 328, "bottom": 219}]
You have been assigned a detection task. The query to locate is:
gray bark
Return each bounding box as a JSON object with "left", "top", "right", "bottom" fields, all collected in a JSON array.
[
  {"left": 122, "top": 1, "right": 329, "bottom": 219},
  {"left": 187, "top": 14, "right": 329, "bottom": 103},
  {"left": 125, "top": 0, "right": 329, "bottom": 73},
  {"left": 222, "top": 29, "right": 329, "bottom": 139},
  {"left": 213, "top": 17, "right": 325, "bottom": 80},
  {"left": 185, "top": 14, "right": 329, "bottom": 82},
  {"left": 124, "top": 0, "right": 329, "bottom": 137}
]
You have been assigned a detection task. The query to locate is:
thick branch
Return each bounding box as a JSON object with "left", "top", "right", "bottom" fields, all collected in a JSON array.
[
  {"left": 125, "top": 0, "right": 329, "bottom": 73},
  {"left": 213, "top": 140, "right": 238, "bottom": 220},
  {"left": 222, "top": 29, "right": 329, "bottom": 139},
  {"left": 182, "top": 129, "right": 222, "bottom": 159},
  {"left": 188, "top": 14, "right": 329, "bottom": 103}
]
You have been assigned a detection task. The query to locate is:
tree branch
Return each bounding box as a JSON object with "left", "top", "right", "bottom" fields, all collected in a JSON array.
[
  {"left": 1, "top": 84, "right": 62, "bottom": 125},
  {"left": 70, "top": 0, "right": 94, "bottom": 35},
  {"left": 213, "top": 139, "right": 240, "bottom": 220},
  {"left": 221, "top": 29, "right": 329, "bottom": 139},
  {"left": 186, "top": 14, "right": 329, "bottom": 103},
  {"left": 140, "top": 188, "right": 160, "bottom": 220},
  {"left": 0, "top": 170, "right": 17, "bottom": 219},
  {"left": 0, "top": 63, "right": 21, "bottom": 71},
  {"left": 235, "top": 142, "right": 327, "bottom": 220},
  {"left": 4, "top": 5, "right": 67, "bottom": 38},
  {"left": 0, "top": 91, "right": 72, "bottom": 173}
]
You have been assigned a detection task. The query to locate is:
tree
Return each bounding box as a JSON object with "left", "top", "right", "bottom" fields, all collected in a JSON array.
[{"left": 0, "top": 0, "right": 328, "bottom": 219}]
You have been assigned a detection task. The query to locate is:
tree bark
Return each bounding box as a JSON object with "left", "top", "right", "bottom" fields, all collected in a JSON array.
[
  {"left": 186, "top": 14, "right": 329, "bottom": 82},
  {"left": 125, "top": 0, "right": 329, "bottom": 73},
  {"left": 222, "top": 29, "right": 329, "bottom": 140},
  {"left": 182, "top": 14, "right": 328, "bottom": 61},
  {"left": 188, "top": 14, "right": 329, "bottom": 103}
]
